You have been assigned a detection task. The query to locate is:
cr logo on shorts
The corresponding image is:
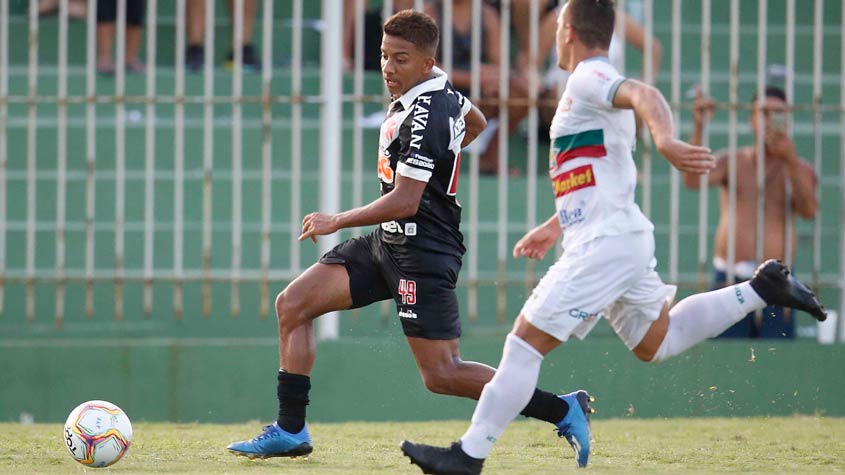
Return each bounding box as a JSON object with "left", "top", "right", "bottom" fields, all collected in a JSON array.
[{"left": 568, "top": 309, "right": 601, "bottom": 322}]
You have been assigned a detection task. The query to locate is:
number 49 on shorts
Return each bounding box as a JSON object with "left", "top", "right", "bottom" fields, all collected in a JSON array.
[{"left": 398, "top": 279, "right": 417, "bottom": 305}]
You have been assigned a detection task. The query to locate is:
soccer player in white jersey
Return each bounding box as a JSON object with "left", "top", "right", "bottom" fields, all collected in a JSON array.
[{"left": 401, "top": 1, "right": 826, "bottom": 472}]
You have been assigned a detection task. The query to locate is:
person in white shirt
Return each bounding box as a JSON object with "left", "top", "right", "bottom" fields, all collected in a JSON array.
[{"left": 401, "top": 1, "right": 826, "bottom": 472}]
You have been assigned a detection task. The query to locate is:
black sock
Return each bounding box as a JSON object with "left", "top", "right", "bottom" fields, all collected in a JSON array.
[
  {"left": 520, "top": 388, "right": 569, "bottom": 424},
  {"left": 277, "top": 370, "right": 311, "bottom": 433}
]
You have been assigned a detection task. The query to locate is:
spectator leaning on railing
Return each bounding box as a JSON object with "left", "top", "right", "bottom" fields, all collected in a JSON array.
[{"left": 684, "top": 85, "right": 818, "bottom": 339}]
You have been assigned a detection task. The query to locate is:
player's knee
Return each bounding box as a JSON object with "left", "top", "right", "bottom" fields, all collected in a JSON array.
[
  {"left": 275, "top": 290, "right": 307, "bottom": 330},
  {"left": 633, "top": 347, "right": 657, "bottom": 362},
  {"left": 421, "top": 374, "right": 449, "bottom": 395},
  {"left": 419, "top": 370, "right": 448, "bottom": 394},
  {"left": 419, "top": 365, "right": 459, "bottom": 395}
]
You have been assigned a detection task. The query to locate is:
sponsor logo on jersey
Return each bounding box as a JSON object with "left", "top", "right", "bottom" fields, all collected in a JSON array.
[
  {"left": 381, "top": 220, "right": 403, "bottom": 233},
  {"left": 568, "top": 308, "right": 602, "bottom": 322},
  {"left": 549, "top": 129, "right": 607, "bottom": 170},
  {"left": 592, "top": 69, "right": 611, "bottom": 82},
  {"left": 558, "top": 206, "right": 586, "bottom": 227},
  {"left": 451, "top": 114, "right": 466, "bottom": 141},
  {"left": 381, "top": 221, "right": 418, "bottom": 235},
  {"left": 382, "top": 115, "right": 399, "bottom": 144},
  {"left": 406, "top": 152, "right": 435, "bottom": 170},
  {"left": 552, "top": 164, "right": 595, "bottom": 197},
  {"left": 410, "top": 95, "right": 431, "bottom": 150},
  {"left": 398, "top": 309, "right": 418, "bottom": 319},
  {"left": 378, "top": 153, "right": 394, "bottom": 183}
]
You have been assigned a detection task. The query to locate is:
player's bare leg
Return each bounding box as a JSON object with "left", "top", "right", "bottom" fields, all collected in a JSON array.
[
  {"left": 227, "top": 263, "right": 353, "bottom": 459},
  {"left": 406, "top": 337, "right": 496, "bottom": 399},
  {"left": 632, "top": 302, "right": 670, "bottom": 362},
  {"left": 403, "top": 315, "right": 594, "bottom": 472},
  {"left": 407, "top": 332, "right": 575, "bottom": 426},
  {"left": 276, "top": 263, "right": 353, "bottom": 374}
]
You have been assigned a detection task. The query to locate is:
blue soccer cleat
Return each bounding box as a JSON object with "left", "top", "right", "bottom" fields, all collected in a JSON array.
[
  {"left": 555, "top": 390, "right": 594, "bottom": 468},
  {"left": 226, "top": 422, "right": 313, "bottom": 459}
]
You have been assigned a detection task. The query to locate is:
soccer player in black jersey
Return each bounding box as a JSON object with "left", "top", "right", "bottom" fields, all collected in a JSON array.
[{"left": 227, "top": 9, "right": 571, "bottom": 459}]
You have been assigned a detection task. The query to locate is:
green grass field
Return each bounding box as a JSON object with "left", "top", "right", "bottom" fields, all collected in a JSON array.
[{"left": 3, "top": 417, "right": 843, "bottom": 474}]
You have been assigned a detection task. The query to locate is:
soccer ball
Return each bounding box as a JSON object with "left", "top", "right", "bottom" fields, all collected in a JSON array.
[{"left": 63, "top": 400, "right": 133, "bottom": 468}]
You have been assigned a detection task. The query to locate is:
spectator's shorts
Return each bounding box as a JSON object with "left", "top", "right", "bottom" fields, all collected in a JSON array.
[{"left": 97, "top": 0, "right": 146, "bottom": 26}]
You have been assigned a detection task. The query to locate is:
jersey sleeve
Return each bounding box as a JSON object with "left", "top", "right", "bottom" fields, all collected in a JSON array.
[
  {"left": 396, "top": 96, "right": 447, "bottom": 183},
  {"left": 454, "top": 89, "right": 473, "bottom": 117},
  {"left": 570, "top": 64, "right": 627, "bottom": 109}
]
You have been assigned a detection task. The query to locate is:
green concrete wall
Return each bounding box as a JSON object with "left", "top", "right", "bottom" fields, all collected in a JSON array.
[{"left": 2, "top": 333, "right": 843, "bottom": 423}]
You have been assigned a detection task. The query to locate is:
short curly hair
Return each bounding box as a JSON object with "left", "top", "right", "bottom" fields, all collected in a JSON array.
[{"left": 383, "top": 9, "right": 439, "bottom": 56}]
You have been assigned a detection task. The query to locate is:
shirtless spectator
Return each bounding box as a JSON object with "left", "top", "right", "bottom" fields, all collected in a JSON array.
[{"left": 684, "top": 86, "right": 818, "bottom": 338}]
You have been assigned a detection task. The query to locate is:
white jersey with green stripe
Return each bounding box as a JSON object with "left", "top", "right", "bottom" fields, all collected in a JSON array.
[{"left": 548, "top": 56, "right": 653, "bottom": 250}]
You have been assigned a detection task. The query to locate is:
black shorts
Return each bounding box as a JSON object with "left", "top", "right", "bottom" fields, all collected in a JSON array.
[
  {"left": 97, "top": 0, "right": 146, "bottom": 26},
  {"left": 319, "top": 232, "right": 462, "bottom": 340}
]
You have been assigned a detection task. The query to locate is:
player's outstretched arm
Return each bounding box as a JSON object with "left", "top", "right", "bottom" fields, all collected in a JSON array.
[
  {"left": 299, "top": 175, "right": 426, "bottom": 243},
  {"left": 613, "top": 79, "right": 715, "bottom": 175},
  {"left": 462, "top": 103, "right": 487, "bottom": 148},
  {"left": 513, "top": 214, "right": 562, "bottom": 260}
]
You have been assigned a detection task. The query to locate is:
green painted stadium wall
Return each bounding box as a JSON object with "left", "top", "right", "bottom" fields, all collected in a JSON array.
[{"left": 2, "top": 334, "right": 844, "bottom": 423}]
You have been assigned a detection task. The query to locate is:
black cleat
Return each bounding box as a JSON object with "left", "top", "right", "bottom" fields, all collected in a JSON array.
[
  {"left": 401, "top": 440, "right": 484, "bottom": 475},
  {"left": 749, "top": 259, "right": 827, "bottom": 321}
]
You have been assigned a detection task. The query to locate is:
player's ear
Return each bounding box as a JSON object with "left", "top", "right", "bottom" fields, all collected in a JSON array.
[
  {"left": 566, "top": 24, "right": 577, "bottom": 44},
  {"left": 422, "top": 55, "right": 435, "bottom": 74}
]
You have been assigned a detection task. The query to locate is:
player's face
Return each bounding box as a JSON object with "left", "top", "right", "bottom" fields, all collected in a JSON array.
[
  {"left": 381, "top": 34, "right": 435, "bottom": 97},
  {"left": 556, "top": 5, "right": 572, "bottom": 70}
]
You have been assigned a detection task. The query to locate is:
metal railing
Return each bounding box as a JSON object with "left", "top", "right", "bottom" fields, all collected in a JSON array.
[{"left": 0, "top": 0, "right": 842, "bottom": 340}]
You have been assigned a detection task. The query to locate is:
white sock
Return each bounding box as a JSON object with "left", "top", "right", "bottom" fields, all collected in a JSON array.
[
  {"left": 459, "top": 334, "right": 543, "bottom": 459},
  {"left": 651, "top": 282, "right": 766, "bottom": 363}
]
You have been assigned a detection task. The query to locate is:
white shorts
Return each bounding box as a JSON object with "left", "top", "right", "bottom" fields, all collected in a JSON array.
[{"left": 521, "top": 231, "right": 677, "bottom": 349}]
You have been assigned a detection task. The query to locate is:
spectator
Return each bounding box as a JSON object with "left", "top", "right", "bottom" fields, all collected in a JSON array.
[
  {"left": 342, "top": 0, "right": 415, "bottom": 72},
  {"left": 684, "top": 85, "right": 818, "bottom": 339},
  {"left": 96, "top": 0, "right": 146, "bottom": 74},
  {"left": 489, "top": 0, "right": 559, "bottom": 72},
  {"left": 429, "top": 0, "right": 528, "bottom": 175},
  {"left": 39, "top": 0, "right": 87, "bottom": 19},
  {"left": 185, "top": 0, "right": 261, "bottom": 72}
]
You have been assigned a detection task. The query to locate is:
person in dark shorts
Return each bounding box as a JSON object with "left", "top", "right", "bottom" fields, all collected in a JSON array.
[
  {"left": 96, "top": 0, "right": 146, "bottom": 74},
  {"left": 227, "top": 9, "right": 573, "bottom": 460}
]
